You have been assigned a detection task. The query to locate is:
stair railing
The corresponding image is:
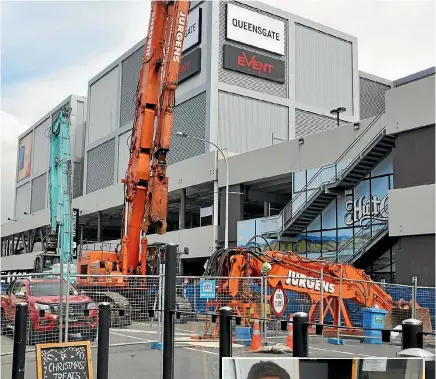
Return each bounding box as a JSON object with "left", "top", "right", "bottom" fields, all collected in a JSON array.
[
  {"left": 261, "top": 109, "right": 386, "bottom": 236},
  {"left": 337, "top": 201, "right": 389, "bottom": 263}
]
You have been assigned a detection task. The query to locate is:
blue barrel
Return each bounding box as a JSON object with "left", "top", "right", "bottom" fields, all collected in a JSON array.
[
  {"left": 234, "top": 327, "right": 251, "bottom": 346},
  {"left": 362, "top": 308, "right": 388, "bottom": 344}
]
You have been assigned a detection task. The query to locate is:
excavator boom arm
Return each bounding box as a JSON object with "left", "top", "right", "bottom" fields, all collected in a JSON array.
[{"left": 120, "top": 0, "right": 190, "bottom": 275}]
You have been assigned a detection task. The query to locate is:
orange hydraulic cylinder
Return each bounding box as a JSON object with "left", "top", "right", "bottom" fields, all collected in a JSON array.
[{"left": 140, "top": 236, "right": 147, "bottom": 275}]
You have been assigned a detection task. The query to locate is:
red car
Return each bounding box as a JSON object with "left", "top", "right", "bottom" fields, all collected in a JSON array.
[{"left": 1, "top": 278, "right": 98, "bottom": 345}]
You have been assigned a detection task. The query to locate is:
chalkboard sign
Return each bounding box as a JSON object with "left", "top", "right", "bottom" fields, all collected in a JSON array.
[{"left": 36, "top": 341, "right": 93, "bottom": 379}]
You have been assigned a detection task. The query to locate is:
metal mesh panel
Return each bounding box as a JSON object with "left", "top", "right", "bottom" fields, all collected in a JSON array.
[
  {"left": 120, "top": 46, "right": 144, "bottom": 128},
  {"left": 168, "top": 92, "right": 207, "bottom": 164},
  {"left": 31, "top": 173, "right": 47, "bottom": 213},
  {"left": 360, "top": 77, "right": 390, "bottom": 119},
  {"left": 73, "top": 161, "right": 83, "bottom": 198},
  {"left": 295, "top": 108, "right": 350, "bottom": 138},
  {"left": 218, "top": 0, "right": 288, "bottom": 98},
  {"left": 86, "top": 138, "right": 115, "bottom": 194}
]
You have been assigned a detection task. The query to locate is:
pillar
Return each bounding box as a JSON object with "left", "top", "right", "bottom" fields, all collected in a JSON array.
[
  {"left": 219, "top": 184, "right": 243, "bottom": 246},
  {"left": 179, "top": 189, "right": 186, "bottom": 230},
  {"left": 97, "top": 211, "right": 102, "bottom": 242}
]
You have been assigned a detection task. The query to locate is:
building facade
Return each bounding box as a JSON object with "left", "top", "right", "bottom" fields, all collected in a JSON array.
[{"left": 1, "top": 1, "right": 434, "bottom": 285}]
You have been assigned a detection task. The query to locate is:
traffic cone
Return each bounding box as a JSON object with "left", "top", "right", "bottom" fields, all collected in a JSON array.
[
  {"left": 286, "top": 315, "right": 293, "bottom": 349},
  {"left": 250, "top": 319, "right": 262, "bottom": 351}
]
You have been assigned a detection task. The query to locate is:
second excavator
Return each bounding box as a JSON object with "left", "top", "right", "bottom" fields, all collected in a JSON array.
[{"left": 200, "top": 240, "right": 432, "bottom": 338}]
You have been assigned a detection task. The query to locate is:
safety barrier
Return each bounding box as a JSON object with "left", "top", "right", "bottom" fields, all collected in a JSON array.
[
  {"left": 1, "top": 272, "right": 434, "bottom": 353},
  {"left": 9, "top": 301, "right": 111, "bottom": 379}
]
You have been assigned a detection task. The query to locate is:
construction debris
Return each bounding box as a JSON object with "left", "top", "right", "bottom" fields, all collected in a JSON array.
[{"left": 254, "top": 343, "right": 292, "bottom": 354}]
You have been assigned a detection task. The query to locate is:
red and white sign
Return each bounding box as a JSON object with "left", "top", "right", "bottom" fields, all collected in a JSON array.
[{"left": 271, "top": 281, "right": 287, "bottom": 319}]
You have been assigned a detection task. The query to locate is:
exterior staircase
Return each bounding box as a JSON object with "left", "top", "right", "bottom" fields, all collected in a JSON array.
[{"left": 261, "top": 110, "right": 396, "bottom": 240}]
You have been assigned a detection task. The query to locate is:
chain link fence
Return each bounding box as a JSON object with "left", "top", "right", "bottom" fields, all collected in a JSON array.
[{"left": 1, "top": 272, "right": 434, "bottom": 363}]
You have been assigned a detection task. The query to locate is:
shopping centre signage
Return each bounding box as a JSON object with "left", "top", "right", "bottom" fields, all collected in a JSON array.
[
  {"left": 183, "top": 6, "right": 201, "bottom": 52},
  {"left": 344, "top": 194, "right": 389, "bottom": 227},
  {"left": 226, "top": 3, "right": 285, "bottom": 55},
  {"left": 178, "top": 48, "right": 201, "bottom": 83},
  {"left": 223, "top": 44, "right": 285, "bottom": 83}
]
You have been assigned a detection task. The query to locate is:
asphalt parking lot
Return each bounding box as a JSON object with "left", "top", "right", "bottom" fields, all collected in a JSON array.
[{"left": 1, "top": 321, "right": 434, "bottom": 379}]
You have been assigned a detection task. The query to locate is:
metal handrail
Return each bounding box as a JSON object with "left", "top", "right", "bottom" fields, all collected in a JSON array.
[{"left": 264, "top": 109, "right": 386, "bottom": 235}]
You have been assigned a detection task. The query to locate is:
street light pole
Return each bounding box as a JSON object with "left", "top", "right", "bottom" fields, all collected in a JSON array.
[{"left": 175, "top": 132, "right": 229, "bottom": 248}]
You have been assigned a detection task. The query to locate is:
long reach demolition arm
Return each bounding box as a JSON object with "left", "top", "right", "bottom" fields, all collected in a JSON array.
[{"left": 120, "top": 0, "right": 190, "bottom": 275}]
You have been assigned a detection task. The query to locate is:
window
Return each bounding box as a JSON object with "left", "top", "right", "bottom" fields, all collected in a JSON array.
[{"left": 30, "top": 281, "right": 79, "bottom": 297}]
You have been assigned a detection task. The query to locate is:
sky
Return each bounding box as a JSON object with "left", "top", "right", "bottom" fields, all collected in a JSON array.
[{"left": 1, "top": 0, "right": 435, "bottom": 225}]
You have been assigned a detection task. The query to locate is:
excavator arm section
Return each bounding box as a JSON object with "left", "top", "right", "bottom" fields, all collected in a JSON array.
[{"left": 120, "top": 0, "right": 190, "bottom": 275}]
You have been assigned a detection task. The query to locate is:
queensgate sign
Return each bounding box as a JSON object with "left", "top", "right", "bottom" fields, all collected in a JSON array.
[
  {"left": 226, "top": 3, "right": 285, "bottom": 55},
  {"left": 223, "top": 44, "right": 285, "bottom": 83},
  {"left": 285, "top": 270, "right": 335, "bottom": 294}
]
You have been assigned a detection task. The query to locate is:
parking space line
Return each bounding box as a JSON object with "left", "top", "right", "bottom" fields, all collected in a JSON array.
[
  {"left": 308, "top": 346, "right": 370, "bottom": 357},
  {"left": 110, "top": 331, "right": 153, "bottom": 343},
  {"left": 182, "top": 347, "right": 218, "bottom": 355}
]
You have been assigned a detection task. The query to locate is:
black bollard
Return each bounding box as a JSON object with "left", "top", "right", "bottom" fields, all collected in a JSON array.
[
  {"left": 292, "top": 312, "right": 309, "bottom": 357},
  {"left": 219, "top": 307, "right": 233, "bottom": 379},
  {"left": 97, "top": 302, "right": 111, "bottom": 379},
  {"left": 401, "top": 318, "right": 424, "bottom": 350},
  {"left": 12, "top": 303, "right": 28, "bottom": 379},
  {"left": 163, "top": 243, "right": 178, "bottom": 379}
]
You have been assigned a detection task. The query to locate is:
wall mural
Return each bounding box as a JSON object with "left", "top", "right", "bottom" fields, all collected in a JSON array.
[
  {"left": 17, "top": 132, "right": 33, "bottom": 181},
  {"left": 237, "top": 154, "right": 393, "bottom": 265}
]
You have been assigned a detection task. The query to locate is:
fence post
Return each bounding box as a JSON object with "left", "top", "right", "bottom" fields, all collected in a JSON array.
[
  {"left": 163, "top": 243, "right": 178, "bottom": 379},
  {"left": 320, "top": 268, "right": 324, "bottom": 343},
  {"left": 219, "top": 306, "right": 233, "bottom": 379},
  {"left": 12, "top": 303, "right": 28, "bottom": 379},
  {"left": 97, "top": 302, "right": 110, "bottom": 379},
  {"left": 411, "top": 276, "right": 418, "bottom": 320},
  {"left": 293, "top": 312, "right": 309, "bottom": 357},
  {"left": 401, "top": 318, "right": 424, "bottom": 350}
]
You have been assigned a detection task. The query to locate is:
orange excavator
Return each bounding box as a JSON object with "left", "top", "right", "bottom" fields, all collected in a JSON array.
[
  {"left": 201, "top": 242, "right": 431, "bottom": 337},
  {"left": 76, "top": 0, "right": 192, "bottom": 320}
]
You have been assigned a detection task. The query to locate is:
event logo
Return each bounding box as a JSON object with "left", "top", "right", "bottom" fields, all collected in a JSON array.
[
  {"left": 285, "top": 270, "right": 335, "bottom": 294},
  {"left": 178, "top": 48, "right": 201, "bottom": 83},
  {"left": 237, "top": 51, "right": 274, "bottom": 74},
  {"left": 344, "top": 195, "right": 388, "bottom": 226},
  {"left": 223, "top": 44, "right": 285, "bottom": 83}
]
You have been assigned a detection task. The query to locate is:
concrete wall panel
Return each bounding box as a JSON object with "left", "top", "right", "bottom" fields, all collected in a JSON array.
[
  {"left": 388, "top": 184, "right": 435, "bottom": 237},
  {"left": 32, "top": 118, "right": 50, "bottom": 177},
  {"left": 295, "top": 24, "right": 353, "bottom": 117},
  {"left": 15, "top": 182, "right": 31, "bottom": 218},
  {"left": 393, "top": 125, "right": 435, "bottom": 189},
  {"left": 218, "top": 91, "right": 288, "bottom": 153},
  {"left": 386, "top": 75, "right": 435, "bottom": 135},
  {"left": 88, "top": 67, "right": 120, "bottom": 144},
  {"left": 30, "top": 173, "right": 47, "bottom": 213}
]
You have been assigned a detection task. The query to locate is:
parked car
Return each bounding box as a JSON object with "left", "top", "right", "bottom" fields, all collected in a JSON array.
[{"left": 0, "top": 278, "right": 98, "bottom": 345}]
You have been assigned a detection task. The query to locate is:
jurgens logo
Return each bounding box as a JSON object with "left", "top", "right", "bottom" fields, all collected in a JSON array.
[
  {"left": 173, "top": 11, "right": 187, "bottom": 63},
  {"left": 344, "top": 195, "right": 388, "bottom": 227},
  {"left": 285, "top": 270, "right": 335, "bottom": 294}
]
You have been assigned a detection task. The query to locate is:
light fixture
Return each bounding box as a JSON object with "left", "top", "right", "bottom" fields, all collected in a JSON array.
[
  {"left": 298, "top": 138, "right": 304, "bottom": 145},
  {"left": 330, "top": 107, "right": 347, "bottom": 126},
  {"left": 353, "top": 122, "right": 360, "bottom": 130}
]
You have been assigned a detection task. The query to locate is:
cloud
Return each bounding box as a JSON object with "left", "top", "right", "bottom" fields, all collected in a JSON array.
[{"left": 1, "top": 0, "right": 150, "bottom": 224}]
